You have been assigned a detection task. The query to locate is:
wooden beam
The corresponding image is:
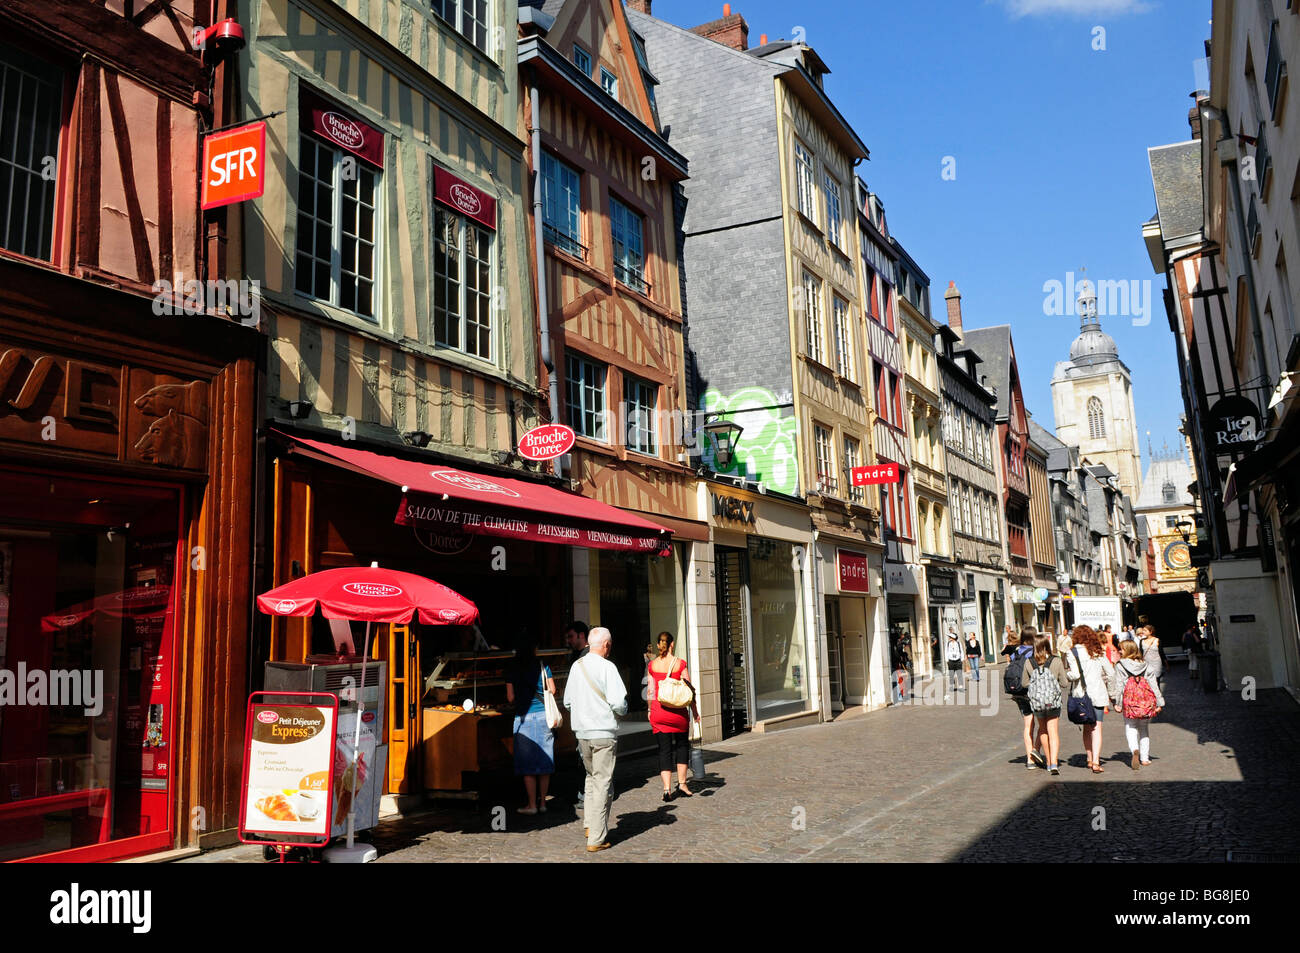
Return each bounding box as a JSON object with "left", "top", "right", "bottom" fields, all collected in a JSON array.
[{"left": 0, "top": 0, "right": 204, "bottom": 104}]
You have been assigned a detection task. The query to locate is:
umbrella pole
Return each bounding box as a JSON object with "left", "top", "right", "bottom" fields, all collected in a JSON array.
[{"left": 346, "top": 619, "right": 371, "bottom": 851}]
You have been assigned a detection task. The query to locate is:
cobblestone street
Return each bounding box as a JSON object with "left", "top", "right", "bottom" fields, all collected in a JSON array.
[{"left": 193, "top": 662, "right": 1300, "bottom": 863}]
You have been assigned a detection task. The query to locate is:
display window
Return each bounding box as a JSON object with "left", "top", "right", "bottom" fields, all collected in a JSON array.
[
  {"left": 0, "top": 469, "right": 179, "bottom": 862},
  {"left": 747, "top": 538, "right": 807, "bottom": 721}
]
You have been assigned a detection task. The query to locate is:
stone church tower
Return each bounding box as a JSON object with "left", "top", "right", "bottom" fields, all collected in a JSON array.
[{"left": 1051, "top": 279, "right": 1143, "bottom": 499}]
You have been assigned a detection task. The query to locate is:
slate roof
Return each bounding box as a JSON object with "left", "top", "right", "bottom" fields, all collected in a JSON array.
[
  {"left": 961, "top": 326, "right": 1012, "bottom": 419},
  {"left": 1148, "top": 141, "right": 1203, "bottom": 244}
]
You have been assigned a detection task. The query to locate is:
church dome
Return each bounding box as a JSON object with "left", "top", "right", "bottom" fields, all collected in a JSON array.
[
  {"left": 1069, "top": 325, "right": 1119, "bottom": 363},
  {"left": 1068, "top": 278, "right": 1119, "bottom": 365}
]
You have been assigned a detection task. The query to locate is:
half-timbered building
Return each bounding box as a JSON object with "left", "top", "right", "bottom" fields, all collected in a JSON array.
[
  {"left": 0, "top": 0, "right": 258, "bottom": 860},
  {"left": 518, "top": 0, "right": 698, "bottom": 747}
]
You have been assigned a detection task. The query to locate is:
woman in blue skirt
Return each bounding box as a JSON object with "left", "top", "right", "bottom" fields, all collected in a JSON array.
[{"left": 506, "top": 638, "right": 556, "bottom": 815}]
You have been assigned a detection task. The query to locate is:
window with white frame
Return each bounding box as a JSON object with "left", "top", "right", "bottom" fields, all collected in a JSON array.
[
  {"left": 814, "top": 424, "right": 836, "bottom": 494},
  {"left": 541, "top": 150, "right": 584, "bottom": 258},
  {"left": 609, "top": 195, "right": 647, "bottom": 294},
  {"left": 431, "top": 0, "right": 491, "bottom": 55},
  {"left": 961, "top": 486, "right": 972, "bottom": 536},
  {"left": 831, "top": 295, "right": 853, "bottom": 377},
  {"left": 600, "top": 66, "right": 618, "bottom": 99},
  {"left": 989, "top": 493, "right": 1000, "bottom": 542},
  {"left": 844, "top": 435, "right": 863, "bottom": 503},
  {"left": 623, "top": 374, "right": 658, "bottom": 455},
  {"left": 296, "top": 135, "right": 380, "bottom": 319},
  {"left": 794, "top": 140, "right": 819, "bottom": 226},
  {"left": 824, "top": 173, "right": 844, "bottom": 248},
  {"left": 573, "top": 44, "right": 592, "bottom": 76},
  {"left": 0, "top": 42, "right": 61, "bottom": 260},
  {"left": 566, "top": 352, "right": 607, "bottom": 441},
  {"left": 803, "top": 271, "right": 825, "bottom": 364},
  {"left": 433, "top": 205, "right": 493, "bottom": 359}
]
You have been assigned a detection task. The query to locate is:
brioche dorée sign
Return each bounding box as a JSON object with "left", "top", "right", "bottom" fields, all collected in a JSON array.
[
  {"left": 850, "top": 463, "right": 899, "bottom": 486},
  {"left": 300, "top": 89, "right": 384, "bottom": 167},
  {"left": 517, "top": 423, "right": 576, "bottom": 461},
  {"left": 434, "top": 167, "right": 496, "bottom": 230}
]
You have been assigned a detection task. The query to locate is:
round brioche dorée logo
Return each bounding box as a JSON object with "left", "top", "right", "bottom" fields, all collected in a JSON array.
[
  {"left": 437, "top": 608, "right": 461, "bottom": 622},
  {"left": 321, "top": 111, "right": 364, "bottom": 150},
  {"left": 448, "top": 183, "right": 482, "bottom": 215},
  {"left": 342, "top": 582, "right": 403, "bottom": 597},
  {"left": 257, "top": 710, "right": 279, "bottom": 725},
  {"left": 275, "top": 599, "right": 298, "bottom": 613},
  {"left": 429, "top": 469, "right": 520, "bottom": 498}
]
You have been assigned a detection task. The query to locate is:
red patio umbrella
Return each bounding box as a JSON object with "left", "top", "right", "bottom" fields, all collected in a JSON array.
[
  {"left": 256, "top": 564, "right": 478, "bottom": 859},
  {"left": 41, "top": 584, "right": 173, "bottom": 633},
  {"left": 255, "top": 566, "right": 478, "bottom": 625}
]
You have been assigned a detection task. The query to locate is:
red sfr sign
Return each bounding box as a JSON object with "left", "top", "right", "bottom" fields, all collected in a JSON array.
[
  {"left": 850, "top": 463, "right": 899, "bottom": 486},
  {"left": 202, "top": 121, "right": 266, "bottom": 210}
]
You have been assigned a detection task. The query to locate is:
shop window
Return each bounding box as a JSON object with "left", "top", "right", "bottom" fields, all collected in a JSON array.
[
  {"left": 747, "top": 538, "right": 807, "bottom": 721},
  {"left": 566, "top": 352, "right": 607, "bottom": 441},
  {"left": 609, "top": 195, "right": 647, "bottom": 295},
  {"left": 0, "top": 41, "right": 61, "bottom": 262},
  {"left": 433, "top": 206, "right": 494, "bottom": 360},
  {"left": 431, "top": 0, "right": 491, "bottom": 55},
  {"left": 295, "top": 135, "right": 380, "bottom": 319},
  {"left": 0, "top": 475, "right": 179, "bottom": 861},
  {"left": 623, "top": 373, "right": 658, "bottom": 455},
  {"left": 541, "top": 150, "right": 584, "bottom": 259}
]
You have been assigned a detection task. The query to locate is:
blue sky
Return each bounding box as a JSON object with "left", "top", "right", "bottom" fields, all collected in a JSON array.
[{"left": 646, "top": 0, "right": 1209, "bottom": 468}]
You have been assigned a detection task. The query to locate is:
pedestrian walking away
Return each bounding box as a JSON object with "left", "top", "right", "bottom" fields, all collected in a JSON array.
[
  {"left": 505, "top": 636, "right": 556, "bottom": 815},
  {"left": 944, "top": 631, "right": 965, "bottom": 697},
  {"left": 647, "top": 631, "right": 700, "bottom": 801},
  {"left": 1183, "top": 625, "right": 1203, "bottom": 680},
  {"left": 562, "top": 626, "right": 628, "bottom": 852},
  {"left": 965, "top": 631, "right": 982, "bottom": 681},
  {"left": 1003, "top": 627, "right": 1043, "bottom": 770},
  {"left": 563, "top": 620, "right": 590, "bottom": 803},
  {"left": 1111, "top": 639, "right": 1164, "bottom": 770},
  {"left": 1138, "top": 625, "right": 1166, "bottom": 696},
  {"left": 1021, "top": 631, "right": 1072, "bottom": 775},
  {"left": 1063, "top": 625, "right": 1115, "bottom": 774}
]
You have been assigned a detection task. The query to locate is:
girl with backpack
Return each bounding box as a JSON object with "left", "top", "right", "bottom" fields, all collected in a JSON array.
[
  {"left": 1020, "top": 631, "right": 1072, "bottom": 775},
  {"left": 1062, "top": 626, "right": 1116, "bottom": 774},
  {"left": 1003, "top": 628, "right": 1043, "bottom": 770},
  {"left": 1110, "top": 639, "right": 1164, "bottom": 770}
]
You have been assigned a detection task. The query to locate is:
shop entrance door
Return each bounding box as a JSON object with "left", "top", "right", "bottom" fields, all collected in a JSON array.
[
  {"left": 382, "top": 623, "right": 421, "bottom": 794},
  {"left": 824, "top": 598, "right": 845, "bottom": 712},
  {"left": 715, "top": 547, "right": 750, "bottom": 738},
  {"left": 838, "top": 597, "right": 869, "bottom": 705}
]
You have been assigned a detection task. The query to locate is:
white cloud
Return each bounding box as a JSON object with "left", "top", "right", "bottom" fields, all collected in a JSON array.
[{"left": 995, "top": 0, "right": 1153, "bottom": 17}]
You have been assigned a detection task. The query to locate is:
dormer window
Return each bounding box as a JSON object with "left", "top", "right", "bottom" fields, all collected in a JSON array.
[
  {"left": 573, "top": 45, "right": 592, "bottom": 77},
  {"left": 600, "top": 67, "right": 618, "bottom": 100}
]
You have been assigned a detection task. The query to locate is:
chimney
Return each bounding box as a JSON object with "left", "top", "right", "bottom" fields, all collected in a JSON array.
[
  {"left": 626, "top": 0, "right": 653, "bottom": 14},
  {"left": 689, "top": 3, "right": 750, "bottom": 51},
  {"left": 759, "top": 33, "right": 768, "bottom": 46},
  {"left": 1187, "top": 104, "right": 1202, "bottom": 141},
  {"left": 945, "top": 280, "right": 963, "bottom": 334}
]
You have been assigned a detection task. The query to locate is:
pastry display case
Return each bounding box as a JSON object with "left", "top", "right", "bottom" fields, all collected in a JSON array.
[{"left": 420, "top": 648, "right": 574, "bottom": 793}]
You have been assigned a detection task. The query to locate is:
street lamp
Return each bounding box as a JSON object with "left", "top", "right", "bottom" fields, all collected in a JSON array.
[
  {"left": 703, "top": 416, "right": 744, "bottom": 469},
  {"left": 1175, "top": 519, "right": 1194, "bottom": 545}
]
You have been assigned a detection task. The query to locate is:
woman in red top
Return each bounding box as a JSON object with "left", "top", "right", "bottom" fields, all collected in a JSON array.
[{"left": 648, "top": 631, "right": 699, "bottom": 801}]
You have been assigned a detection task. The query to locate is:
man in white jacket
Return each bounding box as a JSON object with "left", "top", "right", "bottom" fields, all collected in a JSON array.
[{"left": 563, "top": 626, "right": 628, "bottom": 852}]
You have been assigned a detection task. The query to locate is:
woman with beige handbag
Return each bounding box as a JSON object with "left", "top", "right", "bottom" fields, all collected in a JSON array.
[{"left": 647, "top": 631, "right": 699, "bottom": 801}]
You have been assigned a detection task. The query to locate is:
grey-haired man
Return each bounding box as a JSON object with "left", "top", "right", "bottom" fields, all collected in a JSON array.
[{"left": 563, "top": 626, "right": 627, "bottom": 852}]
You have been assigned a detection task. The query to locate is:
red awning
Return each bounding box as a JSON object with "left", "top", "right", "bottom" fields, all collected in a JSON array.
[{"left": 280, "top": 432, "right": 672, "bottom": 556}]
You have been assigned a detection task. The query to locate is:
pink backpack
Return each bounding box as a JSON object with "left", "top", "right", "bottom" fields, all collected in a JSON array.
[{"left": 1122, "top": 672, "right": 1159, "bottom": 719}]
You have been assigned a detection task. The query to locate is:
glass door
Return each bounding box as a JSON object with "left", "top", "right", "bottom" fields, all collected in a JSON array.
[{"left": 715, "top": 546, "right": 749, "bottom": 738}]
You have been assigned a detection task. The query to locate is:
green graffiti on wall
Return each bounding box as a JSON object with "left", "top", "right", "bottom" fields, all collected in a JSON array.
[{"left": 701, "top": 387, "right": 800, "bottom": 495}]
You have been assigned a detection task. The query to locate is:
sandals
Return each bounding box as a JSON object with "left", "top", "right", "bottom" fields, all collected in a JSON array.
[
  {"left": 662, "top": 791, "right": 674, "bottom": 803},
  {"left": 676, "top": 785, "right": 694, "bottom": 797}
]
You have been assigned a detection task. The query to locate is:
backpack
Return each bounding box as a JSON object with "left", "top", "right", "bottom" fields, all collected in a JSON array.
[
  {"left": 945, "top": 639, "right": 962, "bottom": 662},
  {"left": 1004, "top": 646, "right": 1030, "bottom": 696},
  {"left": 1026, "top": 658, "right": 1062, "bottom": 713},
  {"left": 1122, "top": 671, "right": 1159, "bottom": 719}
]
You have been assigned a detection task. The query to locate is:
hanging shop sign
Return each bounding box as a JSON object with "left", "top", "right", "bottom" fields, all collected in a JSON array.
[
  {"left": 201, "top": 121, "right": 266, "bottom": 210},
  {"left": 926, "top": 569, "right": 956, "bottom": 603},
  {"left": 850, "top": 463, "right": 899, "bottom": 487},
  {"left": 517, "top": 423, "right": 576, "bottom": 461},
  {"left": 300, "top": 89, "right": 385, "bottom": 167},
  {"left": 238, "top": 692, "right": 337, "bottom": 845},
  {"left": 434, "top": 166, "right": 497, "bottom": 230},
  {"left": 1204, "top": 395, "right": 1260, "bottom": 454},
  {"left": 837, "top": 549, "right": 872, "bottom": 593}
]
